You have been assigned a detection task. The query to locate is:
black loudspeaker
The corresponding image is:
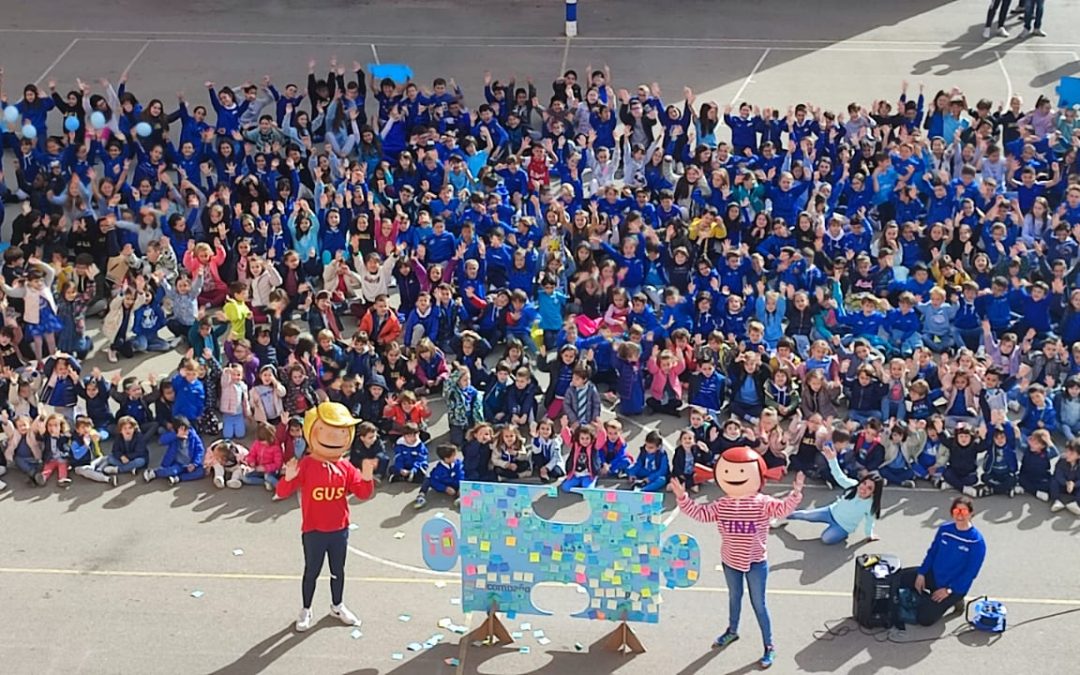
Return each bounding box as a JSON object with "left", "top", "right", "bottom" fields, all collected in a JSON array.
[{"left": 852, "top": 553, "right": 900, "bottom": 629}]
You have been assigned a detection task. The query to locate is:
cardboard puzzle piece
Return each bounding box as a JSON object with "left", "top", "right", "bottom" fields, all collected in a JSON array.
[
  {"left": 420, "top": 481, "right": 700, "bottom": 624},
  {"left": 1058, "top": 76, "right": 1080, "bottom": 109}
]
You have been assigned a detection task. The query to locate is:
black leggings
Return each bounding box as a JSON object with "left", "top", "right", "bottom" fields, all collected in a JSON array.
[{"left": 302, "top": 528, "right": 349, "bottom": 609}]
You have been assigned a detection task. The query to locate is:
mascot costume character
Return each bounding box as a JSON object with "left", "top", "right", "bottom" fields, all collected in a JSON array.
[
  {"left": 276, "top": 401, "right": 378, "bottom": 632},
  {"left": 671, "top": 446, "right": 804, "bottom": 669}
]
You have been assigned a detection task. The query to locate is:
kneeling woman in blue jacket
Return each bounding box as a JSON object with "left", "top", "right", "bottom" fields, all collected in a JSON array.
[{"left": 781, "top": 443, "right": 882, "bottom": 545}]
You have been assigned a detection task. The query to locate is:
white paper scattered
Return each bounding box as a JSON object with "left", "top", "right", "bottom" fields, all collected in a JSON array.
[
  {"left": 435, "top": 511, "right": 445, "bottom": 518},
  {"left": 190, "top": 590, "right": 204, "bottom": 598},
  {"left": 350, "top": 628, "right": 363, "bottom": 639},
  {"left": 232, "top": 549, "right": 244, "bottom": 556},
  {"left": 393, "top": 531, "right": 406, "bottom": 539},
  {"left": 449, "top": 624, "right": 468, "bottom": 634},
  {"left": 435, "top": 580, "right": 447, "bottom": 588},
  {"left": 407, "top": 642, "right": 424, "bottom": 652},
  {"left": 437, "top": 617, "right": 454, "bottom": 629},
  {"left": 398, "top": 614, "right": 411, "bottom": 622},
  {"left": 533, "top": 629, "right": 545, "bottom": 638},
  {"left": 348, "top": 523, "right": 359, "bottom": 531},
  {"left": 520, "top": 622, "right": 532, "bottom": 630},
  {"left": 537, "top": 637, "right": 551, "bottom": 646},
  {"left": 511, "top": 631, "right": 524, "bottom": 639},
  {"left": 519, "top": 646, "right": 531, "bottom": 654},
  {"left": 450, "top": 598, "right": 461, "bottom": 605},
  {"left": 391, "top": 653, "right": 404, "bottom": 660}
]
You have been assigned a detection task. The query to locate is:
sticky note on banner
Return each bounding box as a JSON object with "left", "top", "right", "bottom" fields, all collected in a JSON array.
[
  {"left": 507, "top": 516, "right": 519, "bottom": 528},
  {"left": 480, "top": 541, "right": 491, "bottom": 552},
  {"left": 604, "top": 491, "right": 617, "bottom": 503},
  {"left": 529, "top": 552, "right": 541, "bottom": 563}
]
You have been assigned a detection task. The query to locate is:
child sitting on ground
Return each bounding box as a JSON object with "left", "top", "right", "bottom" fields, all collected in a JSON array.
[
  {"left": 390, "top": 422, "right": 429, "bottom": 484},
  {"left": 626, "top": 430, "right": 670, "bottom": 492},
  {"left": 530, "top": 418, "right": 565, "bottom": 484},
  {"left": 415, "top": 444, "right": 464, "bottom": 509},
  {"left": 1050, "top": 442, "right": 1080, "bottom": 515},
  {"left": 206, "top": 439, "right": 248, "bottom": 489},
  {"left": 241, "top": 421, "right": 284, "bottom": 491},
  {"left": 143, "top": 416, "right": 204, "bottom": 486}
]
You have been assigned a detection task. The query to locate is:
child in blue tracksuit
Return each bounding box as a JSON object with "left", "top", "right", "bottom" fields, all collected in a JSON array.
[
  {"left": 980, "top": 423, "right": 1019, "bottom": 496},
  {"left": 143, "top": 416, "right": 205, "bottom": 484},
  {"left": 1018, "top": 385, "right": 1057, "bottom": 448},
  {"left": 596, "top": 421, "right": 633, "bottom": 477},
  {"left": 415, "top": 444, "right": 463, "bottom": 509},
  {"left": 391, "top": 423, "right": 429, "bottom": 483},
  {"left": 626, "top": 431, "right": 670, "bottom": 492},
  {"left": 1018, "top": 429, "right": 1057, "bottom": 499},
  {"left": 536, "top": 278, "right": 568, "bottom": 351}
]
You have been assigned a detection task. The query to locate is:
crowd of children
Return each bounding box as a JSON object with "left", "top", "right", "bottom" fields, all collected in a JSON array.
[{"left": 1, "top": 60, "right": 1079, "bottom": 520}]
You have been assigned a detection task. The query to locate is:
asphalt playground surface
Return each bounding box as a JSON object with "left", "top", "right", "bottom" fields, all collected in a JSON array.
[{"left": 3, "top": 1, "right": 1080, "bottom": 673}]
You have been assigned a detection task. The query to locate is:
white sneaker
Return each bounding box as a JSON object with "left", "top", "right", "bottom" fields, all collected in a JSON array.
[
  {"left": 962, "top": 485, "right": 979, "bottom": 498},
  {"left": 769, "top": 518, "right": 788, "bottom": 529},
  {"left": 1022, "top": 28, "right": 1032, "bottom": 37},
  {"left": 0, "top": 479, "right": 7, "bottom": 490},
  {"left": 168, "top": 476, "right": 179, "bottom": 486},
  {"left": 331, "top": 604, "right": 361, "bottom": 627},
  {"left": 296, "top": 608, "right": 314, "bottom": 632},
  {"left": 982, "top": 27, "right": 992, "bottom": 39},
  {"left": 265, "top": 480, "right": 275, "bottom": 491},
  {"left": 107, "top": 350, "right": 118, "bottom": 363},
  {"left": 226, "top": 478, "right": 242, "bottom": 489},
  {"left": 1051, "top": 499, "right": 1066, "bottom": 512},
  {"left": 103, "top": 465, "right": 118, "bottom": 476},
  {"left": 1013, "top": 485, "right": 1025, "bottom": 495},
  {"left": 213, "top": 475, "right": 226, "bottom": 489},
  {"left": 1067, "top": 502, "right": 1080, "bottom": 516},
  {"left": 1034, "top": 28, "right": 1046, "bottom": 37},
  {"left": 996, "top": 27, "right": 1009, "bottom": 37},
  {"left": 1036, "top": 490, "right": 1049, "bottom": 502},
  {"left": 143, "top": 469, "right": 155, "bottom": 483}
]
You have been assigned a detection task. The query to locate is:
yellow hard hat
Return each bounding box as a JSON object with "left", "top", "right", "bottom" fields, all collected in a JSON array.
[{"left": 303, "top": 401, "right": 361, "bottom": 441}]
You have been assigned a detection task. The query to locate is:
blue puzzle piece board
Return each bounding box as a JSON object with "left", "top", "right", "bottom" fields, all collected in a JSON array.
[{"left": 456, "top": 481, "right": 699, "bottom": 624}]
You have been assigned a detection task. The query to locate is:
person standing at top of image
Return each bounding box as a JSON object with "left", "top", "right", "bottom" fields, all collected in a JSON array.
[
  {"left": 1022, "top": 0, "right": 1046, "bottom": 37},
  {"left": 984, "top": 0, "right": 1013, "bottom": 39},
  {"left": 897, "top": 495, "right": 987, "bottom": 626}
]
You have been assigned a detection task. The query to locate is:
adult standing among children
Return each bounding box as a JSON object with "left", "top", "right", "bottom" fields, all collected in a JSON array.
[{"left": 897, "top": 495, "right": 987, "bottom": 626}]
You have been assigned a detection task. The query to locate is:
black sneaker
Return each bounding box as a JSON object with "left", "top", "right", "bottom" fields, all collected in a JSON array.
[{"left": 33, "top": 472, "right": 46, "bottom": 487}]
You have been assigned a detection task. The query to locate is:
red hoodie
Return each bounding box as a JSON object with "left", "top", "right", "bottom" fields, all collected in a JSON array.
[{"left": 276, "top": 456, "right": 374, "bottom": 532}]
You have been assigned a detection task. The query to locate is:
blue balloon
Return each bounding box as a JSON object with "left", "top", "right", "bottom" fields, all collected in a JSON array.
[
  {"left": 21, "top": 124, "right": 37, "bottom": 140},
  {"left": 89, "top": 111, "right": 106, "bottom": 129},
  {"left": 64, "top": 116, "right": 80, "bottom": 132},
  {"left": 3, "top": 106, "right": 18, "bottom": 124},
  {"left": 134, "top": 122, "right": 152, "bottom": 137}
]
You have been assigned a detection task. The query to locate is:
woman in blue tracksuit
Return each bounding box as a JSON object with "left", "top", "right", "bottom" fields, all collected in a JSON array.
[{"left": 898, "top": 495, "right": 986, "bottom": 626}]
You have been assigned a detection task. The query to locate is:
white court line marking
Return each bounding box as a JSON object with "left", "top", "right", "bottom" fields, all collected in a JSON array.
[
  {"left": 121, "top": 40, "right": 152, "bottom": 77},
  {"left": 348, "top": 545, "right": 456, "bottom": 577},
  {"left": 1, "top": 566, "right": 1078, "bottom": 606},
  {"left": 67, "top": 37, "right": 1080, "bottom": 55},
  {"left": 370, "top": 43, "right": 381, "bottom": 65},
  {"left": 7, "top": 28, "right": 1080, "bottom": 48},
  {"left": 731, "top": 48, "right": 771, "bottom": 105},
  {"left": 35, "top": 38, "right": 79, "bottom": 85},
  {"left": 995, "top": 50, "right": 1014, "bottom": 102},
  {"left": 560, "top": 36, "right": 572, "bottom": 75}
]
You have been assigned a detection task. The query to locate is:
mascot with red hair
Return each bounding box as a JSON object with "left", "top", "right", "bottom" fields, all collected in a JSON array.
[{"left": 671, "top": 446, "right": 804, "bottom": 669}]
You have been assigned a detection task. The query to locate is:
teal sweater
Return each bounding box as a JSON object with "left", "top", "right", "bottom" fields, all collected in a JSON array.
[{"left": 826, "top": 457, "right": 876, "bottom": 537}]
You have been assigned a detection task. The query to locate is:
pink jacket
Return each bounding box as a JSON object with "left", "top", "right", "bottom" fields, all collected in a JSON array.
[
  {"left": 245, "top": 439, "right": 284, "bottom": 474},
  {"left": 183, "top": 244, "right": 227, "bottom": 289},
  {"left": 646, "top": 354, "right": 686, "bottom": 401}
]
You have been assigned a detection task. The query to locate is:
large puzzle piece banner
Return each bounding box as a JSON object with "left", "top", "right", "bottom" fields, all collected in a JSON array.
[{"left": 421, "top": 481, "right": 701, "bottom": 624}]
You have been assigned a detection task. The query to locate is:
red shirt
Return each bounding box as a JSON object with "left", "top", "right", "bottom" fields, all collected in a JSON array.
[{"left": 276, "top": 456, "right": 374, "bottom": 532}]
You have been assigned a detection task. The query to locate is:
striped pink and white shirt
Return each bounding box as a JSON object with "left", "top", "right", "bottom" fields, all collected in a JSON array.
[{"left": 677, "top": 490, "right": 803, "bottom": 572}]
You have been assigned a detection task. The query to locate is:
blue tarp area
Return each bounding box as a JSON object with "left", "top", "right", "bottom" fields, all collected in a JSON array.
[{"left": 369, "top": 64, "right": 414, "bottom": 85}]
